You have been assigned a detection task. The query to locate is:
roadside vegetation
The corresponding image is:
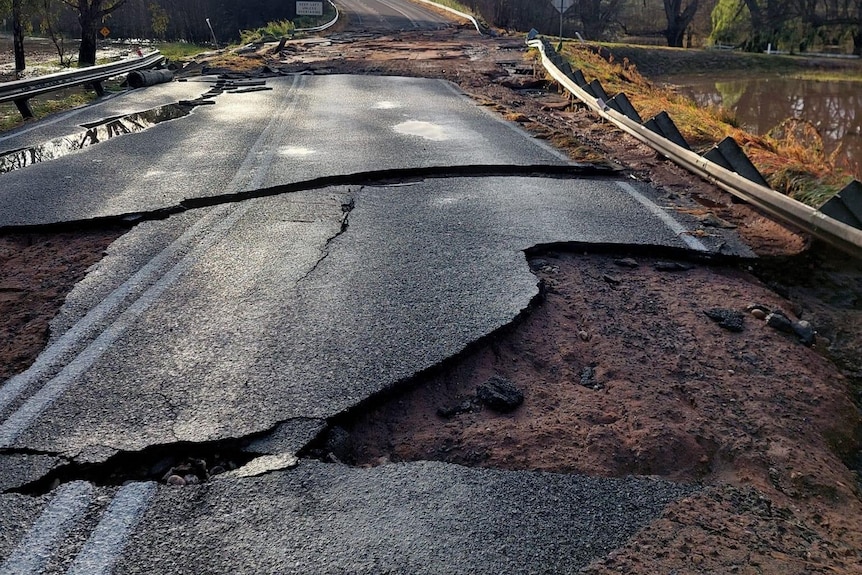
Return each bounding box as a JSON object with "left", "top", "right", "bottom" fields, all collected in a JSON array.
[
  {"left": 0, "top": 89, "right": 98, "bottom": 132},
  {"left": 155, "top": 42, "right": 210, "bottom": 61},
  {"left": 554, "top": 43, "right": 860, "bottom": 207},
  {"left": 239, "top": 20, "right": 296, "bottom": 44}
]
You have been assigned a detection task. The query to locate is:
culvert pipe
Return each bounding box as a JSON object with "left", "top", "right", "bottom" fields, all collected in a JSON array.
[{"left": 128, "top": 69, "right": 174, "bottom": 89}]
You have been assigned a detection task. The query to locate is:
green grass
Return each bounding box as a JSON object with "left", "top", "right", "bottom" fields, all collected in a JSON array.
[
  {"left": 155, "top": 42, "right": 210, "bottom": 61},
  {"left": 0, "top": 91, "right": 97, "bottom": 133},
  {"left": 239, "top": 20, "right": 296, "bottom": 44}
]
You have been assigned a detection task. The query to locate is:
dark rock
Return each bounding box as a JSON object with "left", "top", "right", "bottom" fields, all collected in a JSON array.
[
  {"left": 792, "top": 320, "right": 816, "bottom": 346},
  {"left": 477, "top": 375, "right": 524, "bottom": 413},
  {"left": 654, "top": 261, "right": 693, "bottom": 272},
  {"left": 437, "top": 398, "right": 478, "bottom": 419},
  {"left": 580, "top": 366, "right": 603, "bottom": 390},
  {"left": 603, "top": 274, "right": 622, "bottom": 286},
  {"left": 614, "top": 258, "right": 639, "bottom": 268},
  {"left": 766, "top": 312, "right": 795, "bottom": 334},
  {"left": 704, "top": 308, "right": 745, "bottom": 332}
]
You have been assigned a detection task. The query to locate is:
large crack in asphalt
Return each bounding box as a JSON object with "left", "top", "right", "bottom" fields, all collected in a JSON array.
[
  {"left": 5, "top": 417, "right": 327, "bottom": 495},
  {"left": 0, "top": 246, "right": 741, "bottom": 497},
  {"left": 295, "top": 197, "right": 355, "bottom": 285},
  {"left": 0, "top": 164, "right": 619, "bottom": 233},
  {"left": 0, "top": 178, "right": 743, "bottom": 496}
]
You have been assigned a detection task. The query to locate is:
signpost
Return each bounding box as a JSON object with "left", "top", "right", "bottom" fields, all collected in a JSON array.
[
  {"left": 549, "top": 0, "right": 575, "bottom": 50},
  {"left": 296, "top": 1, "right": 324, "bottom": 17}
]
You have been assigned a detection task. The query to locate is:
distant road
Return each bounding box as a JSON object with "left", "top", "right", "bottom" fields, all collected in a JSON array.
[{"left": 336, "top": 0, "right": 456, "bottom": 31}]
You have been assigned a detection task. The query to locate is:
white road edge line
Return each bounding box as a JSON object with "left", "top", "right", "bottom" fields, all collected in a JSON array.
[
  {"left": 617, "top": 181, "right": 709, "bottom": 252},
  {"left": 0, "top": 481, "right": 94, "bottom": 575},
  {"left": 65, "top": 482, "right": 158, "bottom": 575}
]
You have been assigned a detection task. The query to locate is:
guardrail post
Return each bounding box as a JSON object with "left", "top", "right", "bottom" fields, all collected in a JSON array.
[
  {"left": 644, "top": 111, "right": 690, "bottom": 150},
  {"left": 13, "top": 98, "right": 34, "bottom": 119},
  {"left": 588, "top": 79, "right": 610, "bottom": 103},
  {"left": 88, "top": 81, "right": 105, "bottom": 97},
  {"left": 607, "top": 93, "right": 642, "bottom": 123},
  {"left": 704, "top": 137, "right": 770, "bottom": 188},
  {"left": 819, "top": 180, "right": 862, "bottom": 230}
]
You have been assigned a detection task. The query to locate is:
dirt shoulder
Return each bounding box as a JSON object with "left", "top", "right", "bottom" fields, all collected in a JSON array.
[{"left": 2, "top": 26, "right": 861, "bottom": 573}]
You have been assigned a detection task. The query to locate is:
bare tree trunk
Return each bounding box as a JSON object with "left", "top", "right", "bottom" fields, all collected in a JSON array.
[
  {"left": 664, "top": 0, "right": 700, "bottom": 48},
  {"left": 12, "top": 0, "right": 26, "bottom": 73}
]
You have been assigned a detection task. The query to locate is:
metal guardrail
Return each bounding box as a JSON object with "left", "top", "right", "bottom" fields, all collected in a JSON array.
[
  {"left": 415, "top": 0, "right": 482, "bottom": 34},
  {"left": 295, "top": 0, "right": 341, "bottom": 33},
  {"left": 527, "top": 37, "right": 862, "bottom": 258},
  {"left": 0, "top": 51, "right": 165, "bottom": 119}
]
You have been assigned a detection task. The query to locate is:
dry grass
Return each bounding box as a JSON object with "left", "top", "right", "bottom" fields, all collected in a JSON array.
[{"left": 555, "top": 44, "right": 858, "bottom": 206}]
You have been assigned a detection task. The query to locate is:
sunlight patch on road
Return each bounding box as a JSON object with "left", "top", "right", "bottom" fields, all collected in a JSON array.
[{"left": 394, "top": 120, "right": 449, "bottom": 141}]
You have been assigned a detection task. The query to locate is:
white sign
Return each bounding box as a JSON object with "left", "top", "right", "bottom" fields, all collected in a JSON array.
[
  {"left": 296, "top": 1, "right": 323, "bottom": 16},
  {"left": 549, "top": 0, "right": 576, "bottom": 13}
]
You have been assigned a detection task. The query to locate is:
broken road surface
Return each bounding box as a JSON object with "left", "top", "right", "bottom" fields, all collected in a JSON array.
[{"left": 1, "top": 55, "right": 752, "bottom": 574}]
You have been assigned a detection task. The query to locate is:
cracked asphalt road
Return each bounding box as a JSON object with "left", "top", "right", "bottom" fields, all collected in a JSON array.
[{"left": 0, "top": 19, "right": 755, "bottom": 573}]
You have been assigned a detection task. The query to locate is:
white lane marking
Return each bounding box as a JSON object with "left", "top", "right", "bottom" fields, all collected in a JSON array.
[
  {"left": 0, "top": 481, "right": 94, "bottom": 575},
  {"left": 617, "top": 181, "right": 708, "bottom": 252},
  {"left": 0, "top": 203, "right": 233, "bottom": 416},
  {"left": 228, "top": 75, "right": 301, "bottom": 192},
  {"left": 0, "top": 75, "right": 304, "bottom": 444},
  {"left": 65, "top": 482, "right": 158, "bottom": 575},
  {"left": 0, "top": 203, "right": 249, "bottom": 447}
]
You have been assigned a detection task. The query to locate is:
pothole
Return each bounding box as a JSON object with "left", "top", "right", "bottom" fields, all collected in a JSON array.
[{"left": 310, "top": 248, "right": 861, "bottom": 495}]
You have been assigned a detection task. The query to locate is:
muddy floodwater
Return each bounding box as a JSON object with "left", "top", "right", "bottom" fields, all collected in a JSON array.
[{"left": 659, "top": 73, "right": 862, "bottom": 174}]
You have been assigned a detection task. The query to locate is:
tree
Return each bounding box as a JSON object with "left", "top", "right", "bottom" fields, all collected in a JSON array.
[
  {"left": 148, "top": 1, "right": 167, "bottom": 38},
  {"left": 664, "top": 0, "right": 700, "bottom": 46},
  {"left": 576, "top": 0, "right": 625, "bottom": 40},
  {"left": 36, "top": 0, "right": 72, "bottom": 66},
  {"left": 710, "top": 0, "right": 751, "bottom": 46},
  {"left": 60, "top": 0, "right": 126, "bottom": 67},
  {"left": 12, "top": 0, "right": 26, "bottom": 72}
]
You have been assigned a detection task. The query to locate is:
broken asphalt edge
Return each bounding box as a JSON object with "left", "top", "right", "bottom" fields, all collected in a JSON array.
[{"left": 0, "top": 163, "right": 620, "bottom": 234}]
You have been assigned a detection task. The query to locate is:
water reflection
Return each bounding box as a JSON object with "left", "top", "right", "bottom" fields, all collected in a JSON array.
[
  {"left": 659, "top": 74, "right": 861, "bottom": 175},
  {"left": 0, "top": 104, "right": 191, "bottom": 175}
]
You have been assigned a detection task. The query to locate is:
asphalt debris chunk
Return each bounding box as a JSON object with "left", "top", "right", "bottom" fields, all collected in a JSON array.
[
  {"left": 477, "top": 375, "right": 524, "bottom": 413},
  {"left": 704, "top": 308, "right": 745, "bottom": 332}
]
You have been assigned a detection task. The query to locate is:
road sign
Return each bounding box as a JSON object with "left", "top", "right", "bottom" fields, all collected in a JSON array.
[
  {"left": 549, "top": 0, "right": 575, "bottom": 13},
  {"left": 296, "top": 1, "right": 323, "bottom": 16},
  {"left": 100, "top": 26, "right": 110, "bottom": 38}
]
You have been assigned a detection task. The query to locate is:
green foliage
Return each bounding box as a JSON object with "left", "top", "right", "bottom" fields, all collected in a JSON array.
[
  {"left": 149, "top": 2, "right": 169, "bottom": 39},
  {"left": 239, "top": 20, "right": 296, "bottom": 44},
  {"left": 709, "top": 0, "right": 749, "bottom": 46}
]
